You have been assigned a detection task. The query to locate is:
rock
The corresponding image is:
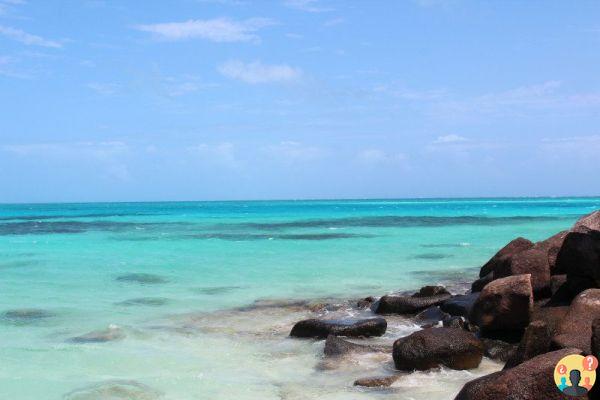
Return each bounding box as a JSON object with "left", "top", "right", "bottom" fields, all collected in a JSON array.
[
  {"left": 414, "top": 285, "right": 450, "bottom": 297},
  {"left": 471, "top": 272, "right": 493, "bottom": 293},
  {"left": 479, "top": 237, "right": 534, "bottom": 278},
  {"left": 443, "top": 316, "right": 466, "bottom": 329},
  {"left": 414, "top": 306, "right": 449, "bottom": 327},
  {"left": 63, "top": 380, "right": 162, "bottom": 400},
  {"left": 574, "top": 210, "right": 600, "bottom": 231},
  {"left": 536, "top": 230, "right": 569, "bottom": 274},
  {"left": 469, "top": 274, "right": 533, "bottom": 340},
  {"left": 115, "top": 273, "right": 168, "bottom": 285},
  {"left": 1, "top": 308, "right": 54, "bottom": 323},
  {"left": 454, "top": 348, "right": 581, "bottom": 400},
  {"left": 392, "top": 327, "right": 483, "bottom": 371},
  {"left": 550, "top": 274, "right": 567, "bottom": 296},
  {"left": 375, "top": 293, "right": 451, "bottom": 315},
  {"left": 531, "top": 303, "right": 569, "bottom": 336},
  {"left": 356, "top": 296, "right": 375, "bottom": 308},
  {"left": 290, "top": 317, "right": 387, "bottom": 339},
  {"left": 323, "top": 335, "right": 389, "bottom": 357},
  {"left": 504, "top": 320, "right": 551, "bottom": 369},
  {"left": 552, "top": 288, "right": 600, "bottom": 354},
  {"left": 494, "top": 247, "right": 551, "bottom": 298},
  {"left": 69, "top": 325, "right": 125, "bottom": 343},
  {"left": 592, "top": 318, "right": 600, "bottom": 357},
  {"left": 116, "top": 297, "right": 169, "bottom": 307},
  {"left": 555, "top": 227, "right": 600, "bottom": 291},
  {"left": 480, "top": 338, "right": 516, "bottom": 362},
  {"left": 354, "top": 375, "right": 400, "bottom": 388},
  {"left": 440, "top": 293, "right": 479, "bottom": 317}
]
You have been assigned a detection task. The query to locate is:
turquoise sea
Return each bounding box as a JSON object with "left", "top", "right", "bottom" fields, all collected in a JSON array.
[{"left": 1, "top": 198, "right": 600, "bottom": 399}]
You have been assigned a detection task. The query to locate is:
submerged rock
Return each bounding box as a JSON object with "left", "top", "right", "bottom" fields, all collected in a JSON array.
[
  {"left": 63, "top": 380, "right": 162, "bottom": 400},
  {"left": 70, "top": 325, "right": 125, "bottom": 343},
  {"left": 115, "top": 273, "right": 168, "bottom": 285},
  {"left": 116, "top": 297, "right": 169, "bottom": 307},
  {"left": 323, "top": 334, "right": 389, "bottom": 357},
  {"left": 392, "top": 327, "right": 483, "bottom": 371},
  {"left": 290, "top": 317, "right": 387, "bottom": 339},
  {"left": 1, "top": 308, "right": 54, "bottom": 323},
  {"left": 354, "top": 375, "right": 400, "bottom": 387},
  {"left": 454, "top": 348, "right": 580, "bottom": 400},
  {"left": 469, "top": 274, "right": 533, "bottom": 340},
  {"left": 552, "top": 288, "right": 600, "bottom": 354}
]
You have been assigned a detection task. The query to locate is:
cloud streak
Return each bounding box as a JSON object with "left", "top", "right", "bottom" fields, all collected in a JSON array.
[
  {"left": 218, "top": 60, "right": 302, "bottom": 84},
  {"left": 135, "top": 17, "right": 274, "bottom": 43},
  {"left": 0, "top": 25, "right": 62, "bottom": 48}
]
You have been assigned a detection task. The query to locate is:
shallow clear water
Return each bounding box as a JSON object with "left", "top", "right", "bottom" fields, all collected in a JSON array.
[{"left": 1, "top": 198, "right": 599, "bottom": 399}]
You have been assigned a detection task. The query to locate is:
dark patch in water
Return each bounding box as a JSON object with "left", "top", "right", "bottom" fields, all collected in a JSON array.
[
  {"left": 194, "top": 286, "right": 242, "bottom": 295},
  {"left": 413, "top": 253, "right": 453, "bottom": 260},
  {"left": 116, "top": 297, "right": 169, "bottom": 307},
  {"left": 421, "top": 243, "right": 469, "bottom": 248},
  {"left": 186, "top": 232, "right": 369, "bottom": 241},
  {"left": 0, "top": 221, "right": 189, "bottom": 236},
  {"left": 1, "top": 308, "right": 55, "bottom": 324},
  {"left": 69, "top": 326, "right": 125, "bottom": 343},
  {"left": 63, "top": 380, "right": 162, "bottom": 400},
  {"left": 115, "top": 273, "right": 168, "bottom": 285},
  {"left": 410, "top": 266, "right": 479, "bottom": 281},
  {"left": 0, "top": 212, "right": 161, "bottom": 221}
]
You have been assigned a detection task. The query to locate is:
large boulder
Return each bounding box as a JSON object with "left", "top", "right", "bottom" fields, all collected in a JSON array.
[
  {"left": 552, "top": 288, "right": 600, "bottom": 354},
  {"left": 574, "top": 210, "right": 600, "bottom": 231},
  {"left": 503, "top": 320, "right": 551, "bottom": 369},
  {"left": 471, "top": 272, "right": 493, "bottom": 293},
  {"left": 374, "top": 293, "right": 451, "bottom": 315},
  {"left": 494, "top": 247, "right": 551, "bottom": 298},
  {"left": 393, "top": 327, "right": 483, "bottom": 371},
  {"left": 440, "top": 293, "right": 479, "bottom": 317},
  {"left": 531, "top": 303, "right": 569, "bottom": 336},
  {"left": 290, "top": 317, "right": 387, "bottom": 339},
  {"left": 323, "top": 335, "right": 389, "bottom": 357},
  {"left": 469, "top": 274, "right": 533, "bottom": 340},
  {"left": 555, "top": 227, "right": 600, "bottom": 290},
  {"left": 454, "top": 348, "right": 581, "bottom": 400},
  {"left": 479, "top": 237, "right": 533, "bottom": 278},
  {"left": 536, "top": 230, "right": 569, "bottom": 274}
]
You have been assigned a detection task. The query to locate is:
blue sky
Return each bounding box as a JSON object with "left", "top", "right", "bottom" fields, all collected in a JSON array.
[{"left": 1, "top": 0, "right": 599, "bottom": 202}]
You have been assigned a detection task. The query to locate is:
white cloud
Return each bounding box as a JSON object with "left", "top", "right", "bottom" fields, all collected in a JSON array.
[
  {"left": 323, "top": 17, "right": 344, "bottom": 27},
  {"left": 357, "top": 148, "right": 407, "bottom": 165},
  {"left": 135, "top": 17, "right": 274, "bottom": 43},
  {"left": 0, "top": 25, "right": 62, "bottom": 48},
  {"left": 283, "top": 0, "right": 332, "bottom": 12},
  {"left": 218, "top": 60, "right": 302, "bottom": 84},
  {"left": 87, "top": 82, "right": 119, "bottom": 95},
  {"left": 433, "top": 134, "right": 468, "bottom": 144}
]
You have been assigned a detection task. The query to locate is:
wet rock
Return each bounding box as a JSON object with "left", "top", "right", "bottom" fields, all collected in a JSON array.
[
  {"left": 479, "top": 237, "right": 533, "bottom": 278},
  {"left": 454, "top": 348, "right": 580, "bottom": 400},
  {"left": 393, "top": 327, "right": 483, "bottom": 371},
  {"left": 414, "top": 285, "right": 450, "bottom": 297},
  {"left": 494, "top": 247, "right": 551, "bottom": 299},
  {"left": 440, "top": 293, "right": 478, "bottom": 317},
  {"left": 115, "top": 273, "right": 168, "bottom": 285},
  {"left": 552, "top": 288, "right": 600, "bottom": 354},
  {"left": 1, "top": 308, "right": 54, "bottom": 323},
  {"left": 469, "top": 274, "right": 533, "bottom": 340},
  {"left": 323, "top": 335, "right": 389, "bottom": 357},
  {"left": 69, "top": 325, "right": 125, "bottom": 343},
  {"left": 356, "top": 296, "right": 375, "bottom": 309},
  {"left": 504, "top": 320, "right": 551, "bottom": 369},
  {"left": 354, "top": 375, "right": 400, "bottom": 387},
  {"left": 471, "top": 272, "right": 492, "bottom": 293},
  {"left": 555, "top": 227, "right": 600, "bottom": 294},
  {"left": 574, "top": 210, "right": 600, "bottom": 231},
  {"left": 63, "top": 380, "right": 162, "bottom": 400},
  {"left": 480, "top": 338, "right": 516, "bottom": 362},
  {"left": 414, "top": 306, "right": 449, "bottom": 327},
  {"left": 290, "top": 317, "right": 387, "bottom": 339},
  {"left": 442, "top": 316, "right": 466, "bottom": 329},
  {"left": 116, "top": 297, "right": 169, "bottom": 307},
  {"left": 375, "top": 293, "right": 451, "bottom": 315}
]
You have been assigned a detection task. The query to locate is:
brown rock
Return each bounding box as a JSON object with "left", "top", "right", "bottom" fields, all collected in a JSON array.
[
  {"left": 552, "top": 288, "right": 600, "bottom": 354},
  {"left": 393, "top": 327, "right": 483, "bottom": 371},
  {"left": 574, "top": 210, "right": 600, "bottom": 231},
  {"left": 323, "top": 335, "right": 389, "bottom": 357},
  {"left": 536, "top": 230, "right": 569, "bottom": 274},
  {"left": 471, "top": 272, "right": 493, "bottom": 293},
  {"left": 414, "top": 285, "right": 450, "bottom": 297},
  {"left": 290, "top": 317, "right": 387, "bottom": 339},
  {"left": 494, "top": 247, "right": 551, "bottom": 298},
  {"left": 504, "top": 320, "right": 551, "bottom": 369},
  {"left": 480, "top": 338, "right": 517, "bottom": 362},
  {"left": 555, "top": 227, "right": 600, "bottom": 291},
  {"left": 454, "top": 348, "right": 582, "bottom": 400},
  {"left": 479, "top": 237, "right": 533, "bottom": 278},
  {"left": 353, "top": 375, "right": 400, "bottom": 387},
  {"left": 531, "top": 303, "right": 569, "bottom": 336},
  {"left": 374, "top": 293, "right": 451, "bottom": 315},
  {"left": 469, "top": 274, "right": 533, "bottom": 340}
]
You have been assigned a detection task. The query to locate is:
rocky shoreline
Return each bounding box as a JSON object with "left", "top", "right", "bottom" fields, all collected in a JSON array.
[{"left": 287, "top": 210, "right": 600, "bottom": 399}]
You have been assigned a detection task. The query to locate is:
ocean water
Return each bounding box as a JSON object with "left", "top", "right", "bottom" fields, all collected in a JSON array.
[{"left": 1, "top": 198, "right": 599, "bottom": 399}]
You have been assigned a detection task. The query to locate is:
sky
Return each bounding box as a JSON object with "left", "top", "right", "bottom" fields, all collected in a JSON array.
[{"left": 1, "top": 0, "right": 600, "bottom": 202}]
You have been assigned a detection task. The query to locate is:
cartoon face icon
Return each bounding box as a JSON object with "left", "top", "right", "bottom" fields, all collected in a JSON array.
[{"left": 555, "top": 354, "right": 598, "bottom": 397}]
